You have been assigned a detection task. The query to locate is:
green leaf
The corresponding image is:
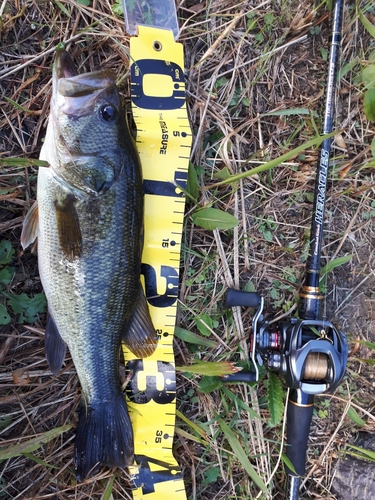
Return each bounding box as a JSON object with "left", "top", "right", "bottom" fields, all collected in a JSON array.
[
  {"left": 264, "top": 108, "right": 316, "bottom": 117},
  {"left": 112, "top": 1, "right": 124, "bottom": 16},
  {"left": 0, "top": 304, "right": 11, "bottom": 325},
  {"left": 362, "top": 65, "right": 375, "bottom": 88},
  {"left": 0, "top": 425, "right": 72, "bottom": 460},
  {"left": 267, "top": 372, "right": 283, "bottom": 427},
  {"left": 347, "top": 407, "right": 366, "bottom": 427},
  {"left": 198, "top": 376, "right": 223, "bottom": 393},
  {"left": 195, "top": 313, "right": 213, "bottom": 336},
  {"left": 319, "top": 255, "right": 352, "bottom": 287},
  {"left": 359, "top": 10, "right": 375, "bottom": 39},
  {"left": 176, "top": 360, "right": 240, "bottom": 376},
  {"left": 281, "top": 453, "right": 297, "bottom": 474},
  {"left": 338, "top": 58, "right": 359, "bottom": 81},
  {"left": 213, "top": 166, "right": 232, "bottom": 180},
  {"left": 0, "top": 413, "right": 12, "bottom": 431},
  {"left": 0, "top": 267, "right": 14, "bottom": 285},
  {"left": 54, "top": 0, "right": 70, "bottom": 16},
  {"left": 364, "top": 88, "right": 375, "bottom": 122},
  {"left": 187, "top": 163, "right": 199, "bottom": 200},
  {"left": 3, "top": 292, "right": 47, "bottom": 324},
  {"left": 371, "top": 137, "right": 375, "bottom": 158},
  {"left": 192, "top": 208, "right": 238, "bottom": 230},
  {"left": 0, "top": 477, "right": 7, "bottom": 498},
  {"left": 217, "top": 416, "right": 267, "bottom": 492},
  {"left": 362, "top": 340, "right": 375, "bottom": 350},
  {"left": 202, "top": 466, "right": 221, "bottom": 485},
  {"left": 357, "top": 358, "right": 375, "bottom": 364},
  {"left": 0, "top": 240, "right": 14, "bottom": 265},
  {"left": 174, "top": 326, "right": 217, "bottom": 348}
]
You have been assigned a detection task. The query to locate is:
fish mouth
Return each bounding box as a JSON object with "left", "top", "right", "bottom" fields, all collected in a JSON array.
[
  {"left": 55, "top": 49, "right": 79, "bottom": 80},
  {"left": 54, "top": 49, "right": 116, "bottom": 98}
]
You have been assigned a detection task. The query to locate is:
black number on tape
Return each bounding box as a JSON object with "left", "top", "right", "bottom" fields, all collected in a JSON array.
[
  {"left": 142, "top": 263, "right": 178, "bottom": 308},
  {"left": 131, "top": 59, "right": 185, "bottom": 110},
  {"left": 143, "top": 171, "right": 188, "bottom": 197},
  {"left": 126, "top": 360, "right": 176, "bottom": 404},
  {"left": 132, "top": 455, "right": 183, "bottom": 494}
]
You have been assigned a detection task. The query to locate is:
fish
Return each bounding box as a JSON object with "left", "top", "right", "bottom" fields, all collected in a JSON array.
[{"left": 21, "top": 49, "right": 158, "bottom": 480}]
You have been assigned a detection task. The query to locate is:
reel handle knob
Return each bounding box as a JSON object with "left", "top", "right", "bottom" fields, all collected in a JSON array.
[
  {"left": 285, "top": 389, "right": 314, "bottom": 477},
  {"left": 225, "top": 288, "right": 262, "bottom": 308}
]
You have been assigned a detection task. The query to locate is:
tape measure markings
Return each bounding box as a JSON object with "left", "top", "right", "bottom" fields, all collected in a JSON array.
[{"left": 126, "top": 25, "right": 190, "bottom": 499}]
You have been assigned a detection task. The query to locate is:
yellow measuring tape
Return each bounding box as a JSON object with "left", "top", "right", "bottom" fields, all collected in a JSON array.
[{"left": 122, "top": 26, "right": 191, "bottom": 498}]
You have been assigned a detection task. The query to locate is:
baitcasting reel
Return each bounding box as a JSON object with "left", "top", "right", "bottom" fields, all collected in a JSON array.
[{"left": 224, "top": 288, "right": 348, "bottom": 396}]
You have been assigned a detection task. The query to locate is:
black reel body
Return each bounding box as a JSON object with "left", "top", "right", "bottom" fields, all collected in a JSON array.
[
  {"left": 224, "top": 289, "right": 348, "bottom": 395},
  {"left": 258, "top": 318, "right": 348, "bottom": 395}
]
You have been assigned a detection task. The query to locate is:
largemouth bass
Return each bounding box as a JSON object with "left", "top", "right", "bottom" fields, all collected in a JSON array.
[{"left": 21, "top": 49, "right": 157, "bottom": 480}]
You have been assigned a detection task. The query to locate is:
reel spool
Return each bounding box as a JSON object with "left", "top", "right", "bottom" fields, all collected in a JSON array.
[{"left": 303, "top": 352, "right": 329, "bottom": 380}]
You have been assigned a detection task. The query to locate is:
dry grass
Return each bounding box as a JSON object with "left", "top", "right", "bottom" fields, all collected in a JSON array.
[{"left": 1, "top": 0, "right": 375, "bottom": 499}]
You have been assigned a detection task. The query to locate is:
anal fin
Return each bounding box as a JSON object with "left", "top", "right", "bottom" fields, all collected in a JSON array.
[
  {"left": 123, "top": 288, "right": 158, "bottom": 358},
  {"left": 45, "top": 313, "right": 67, "bottom": 375}
]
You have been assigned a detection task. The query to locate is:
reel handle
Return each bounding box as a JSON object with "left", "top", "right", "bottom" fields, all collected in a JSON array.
[
  {"left": 225, "top": 288, "right": 262, "bottom": 308},
  {"left": 285, "top": 389, "right": 314, "bottom": 477}
]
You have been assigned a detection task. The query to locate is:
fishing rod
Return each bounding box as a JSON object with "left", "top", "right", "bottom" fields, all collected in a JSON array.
[{"left": 224, "top": 0, "right": 348, "bottom": 497}]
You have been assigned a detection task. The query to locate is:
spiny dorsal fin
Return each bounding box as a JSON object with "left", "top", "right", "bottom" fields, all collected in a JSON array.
[
  {"left": 55, "top": 194, "right": 82, "bottom": 259},
  {"left": 123, "top": 287, "right": 158, "bottom": 358},
  {"left": 21, "top": 202, "right": 39, "bottom": 249}
]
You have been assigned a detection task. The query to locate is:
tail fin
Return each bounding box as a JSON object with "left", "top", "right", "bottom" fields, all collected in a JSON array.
[{"left": 74, "top": 392, "right": 134, "bottom": 481}]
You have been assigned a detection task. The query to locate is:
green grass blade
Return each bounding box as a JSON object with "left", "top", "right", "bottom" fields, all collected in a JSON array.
[
  {"left": 174, "top": 326, "right": 217, "bottom": 348},
  {"left": 347, "top": 407, "right": 366, "bottom": 427},
  {"left": 0, "top": 425, "right": 72, "bottom": 460},
  {"left": 101, "top": 474, "right": 116, "bottom": 500},
  {"left": 345, "top": 443, "right": 375, "bottom": 461},
  {"left": 220, "top": 386, "right": 261, "bottom": 420},
  {"left": 217, "top": 416, "right": 267, "bottom": 492},
  {"left": 0, "top": 158, "right": 48, "bottom": 167},
  {"left": 204, "top": 131, "right": 338, "bottom": 189},
  {"left": 22, "top": 453, "right": 57, "bottom": 468},
  {"left": 359, "top": 9, "right": 375, "bottom": 39},
  {"left": 319, "top": 255, "right": 352, "bottom": 286}
]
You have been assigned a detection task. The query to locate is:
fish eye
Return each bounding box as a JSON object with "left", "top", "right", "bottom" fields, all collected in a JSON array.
[{"left": 99, "top": 104, "right": 117, "bottom": 122}]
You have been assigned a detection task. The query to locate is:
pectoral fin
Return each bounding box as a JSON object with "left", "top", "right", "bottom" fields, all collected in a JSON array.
[
  {"left": 55, "top": 195, "right": 82, "bottom": 259},
  {"left": 45, "top": 313, "right": 67, "bottom": 375},
  {"left": 123, "top": 288, "right": 158, "bottom": 358},
  {"left": 21, "top": 202, "right": 39, "bottom": 249}
]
